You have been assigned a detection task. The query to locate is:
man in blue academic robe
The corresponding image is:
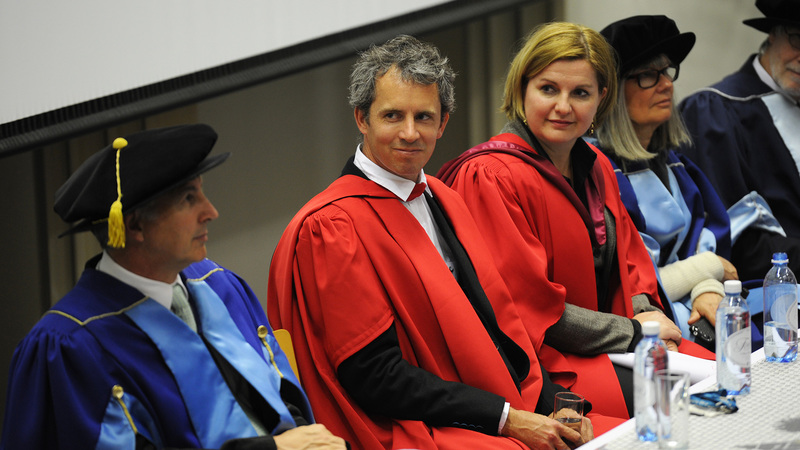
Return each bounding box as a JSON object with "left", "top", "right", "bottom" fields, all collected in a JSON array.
[{"left": 0, "top": 125, "right": 345, "bottom": 450}]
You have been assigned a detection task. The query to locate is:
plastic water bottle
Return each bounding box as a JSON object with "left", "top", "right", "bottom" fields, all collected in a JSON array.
[
  {"left": 634, "top": 321, "right": 668, "bottom": 442},
  {"left": 716, "top": 280, "right": 751, "bottom": 395},
  {"left": 763, "top": 252, "right": 798, "bottom": 362}
]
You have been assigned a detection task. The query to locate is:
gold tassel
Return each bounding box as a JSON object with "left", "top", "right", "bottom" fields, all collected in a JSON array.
[{"left": 107, "top": 138, "right": 128, "bottom": 248}]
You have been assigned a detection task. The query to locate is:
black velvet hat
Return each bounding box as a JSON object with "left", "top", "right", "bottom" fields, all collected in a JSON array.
[
  {"left": 54, "top": 124, "right": 229, "bottom": 246},
  {"left": 743, "top": 0, "right": 800, "bottom": 33},
  {"left": 601, "top": 15, "right": 696, "bottom": 76}
]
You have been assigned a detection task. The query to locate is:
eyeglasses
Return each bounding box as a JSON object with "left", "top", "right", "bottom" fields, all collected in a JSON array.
[
  {"left": 627, "top": 65, "right": 679, "bottom": 89},
  {"left": 788, "top": 33, "right": 800, "bottom": 50}
]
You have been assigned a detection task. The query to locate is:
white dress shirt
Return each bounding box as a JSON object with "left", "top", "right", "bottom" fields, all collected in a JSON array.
[
  {"left": 96, "top": 251, "right": 187, "bottom": 310},
  {"left": 353, "top": 146, "right": 457, "bottom": 277}
]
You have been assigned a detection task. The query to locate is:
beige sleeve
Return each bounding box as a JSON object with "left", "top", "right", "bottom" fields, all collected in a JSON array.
[
  {"left": 657, "top": 251, "right": 724, "bottom": 301},
  {"left": 690, "top": 279, "right": 725, "bottom": 302}
]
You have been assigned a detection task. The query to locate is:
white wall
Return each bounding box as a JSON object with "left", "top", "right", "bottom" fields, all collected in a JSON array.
[
  {"left": 564, "top": 0, "right": 764, "bottom": 101},
  {"left": 0, "top": 0, "right": 451, "bottom": 124}
]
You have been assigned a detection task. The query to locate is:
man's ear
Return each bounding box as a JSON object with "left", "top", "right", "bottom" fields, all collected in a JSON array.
[
  {"left": 354, "top": 107, "right": 370, "bottom": 135},
  {"left": 124, "top": 212, "right": 145, "bottom": 243},
  {"left": 437, "top": 112, "right": 450, "bottom": 139}
]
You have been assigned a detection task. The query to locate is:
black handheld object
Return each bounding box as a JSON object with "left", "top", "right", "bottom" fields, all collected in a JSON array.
[
  {"left": 689, "top": 318, "right": 715, "bottom": 352},
  {"left": 688, "top": 287, "right": 749, "bottom": 352}
]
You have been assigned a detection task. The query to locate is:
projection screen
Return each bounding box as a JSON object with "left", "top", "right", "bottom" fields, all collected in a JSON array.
[{"left": 0, "top": 0, "right": 533, "bottom": 157}]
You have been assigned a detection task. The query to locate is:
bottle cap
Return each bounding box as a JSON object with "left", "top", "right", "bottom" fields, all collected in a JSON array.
[
  {"left": 724, "top": 279, "right": 742, "bottom": 294},
  {"left": 642, "top": 321, "right": 660, "bottom": 336},
  {"left": 772, "top": 252, "right": 789, "bottom": 264}
]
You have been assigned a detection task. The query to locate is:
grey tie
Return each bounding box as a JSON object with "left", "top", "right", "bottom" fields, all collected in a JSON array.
[{"left": 171, "top": 284, "right": 197, "bottom": 332}]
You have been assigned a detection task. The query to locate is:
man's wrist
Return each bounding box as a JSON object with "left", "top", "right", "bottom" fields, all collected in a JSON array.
[{"left": 498, "top": 401, "right": 510, "bottom": 435}]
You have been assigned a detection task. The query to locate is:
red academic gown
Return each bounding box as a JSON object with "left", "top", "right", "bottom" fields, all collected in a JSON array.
[
  {"left": 438, "top": 133, "right": 712, "bottom": 420},
  {"left": 268, "top": 174, "right": 620, "bottom": 449}
]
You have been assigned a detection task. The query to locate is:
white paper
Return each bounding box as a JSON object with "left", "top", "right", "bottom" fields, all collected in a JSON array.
[{"left": 607, "top": 351, "right": 715, "bottom": 384}]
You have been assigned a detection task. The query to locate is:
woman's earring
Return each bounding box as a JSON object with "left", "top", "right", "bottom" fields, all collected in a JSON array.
[{"left": 589, "top": 121, "right": 595, "bottom": 136}]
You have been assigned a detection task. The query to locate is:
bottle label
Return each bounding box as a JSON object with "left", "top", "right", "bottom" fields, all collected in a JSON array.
[
  {"left": 725, "top": 328, "right": 752, "bottom": 366},
  {"left": 769, "top": 293, "right": 798, "bottom": 329}
]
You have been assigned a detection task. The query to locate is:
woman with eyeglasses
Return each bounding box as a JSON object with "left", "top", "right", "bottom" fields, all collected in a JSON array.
[
  {"left": 438, "top": 21, "right": 714, "bottom": 423},
  {"left": 594, "top": 15, "right": 739, "bottom": 345}
]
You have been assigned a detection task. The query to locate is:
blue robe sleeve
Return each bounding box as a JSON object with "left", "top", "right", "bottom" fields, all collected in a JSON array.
[{"left": 1, "top": 323, "right": 135, "bottom": 450}]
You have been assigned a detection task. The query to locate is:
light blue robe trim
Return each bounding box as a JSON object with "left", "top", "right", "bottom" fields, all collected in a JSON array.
[
  {"left": 629, "top": 168, "right": 717, "bottom": 340},
  {"left": 96, "top": 393, "right": 135, "bottom": 450},
  {"left": 628, "top": 167, "right": 717, "bottom": 265},
  {"left": 627, "top": 168, "right": 683, "bottom": 262},
  {"left": 645, "top": 251, "right": 693, "bottom": 340},
  {"left": 644, "top": 233, "right": 694, "bottom": 340},
  {"left": 189, "top": 280, "right": 297, "bottom": 435},
  {"left": 255, "top": 327, "right": 315, "bottom": 423},
  {"left": 125, "top": 298, "right": 256, "bottom": 448},
  {"left": 639, "top": 233, "right": 663, "bottom": 267},
  {"left": 96, "top": 388, "right": 161, "bottom": 450},
  {"left": 671, "top": 298, "right": 694, "bottom": 341},
  {"left": 697, "top": 228, "right": 718, "bottom": 259},
  {"left": 762, "top": 93, "right": 800, "bottom": 179},
  {"left": 728, "top": 191, "right": 786, "bottom": 245}
]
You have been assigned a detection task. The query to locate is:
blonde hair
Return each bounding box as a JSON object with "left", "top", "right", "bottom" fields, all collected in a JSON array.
[{"left": 501, "top": 22, "right": 617, "bottom": 127}]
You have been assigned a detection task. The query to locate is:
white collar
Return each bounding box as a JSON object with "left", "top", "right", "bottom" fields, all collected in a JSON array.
[
  {"left": 96, "top": 251, "right": 185, "bottom": 310},
  {"left": 753, "top": 54, "right": 800, "bottom": 104},
  {"left": 354, "top": 145, "right": 429, "bottom": 201},
  {"left": 753, "top": 55, "right": 781, "bottom": 92}
]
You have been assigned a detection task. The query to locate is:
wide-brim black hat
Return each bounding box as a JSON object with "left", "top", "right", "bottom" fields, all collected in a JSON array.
[
  {"left": 54, "top": 124, "right": 229, "bottom": 237},
  {"left": 601, "top": 15, "right": 696, "bottom": 76},
  {"left": 743, "top": 0, "right": 800, "bottom": 33}
]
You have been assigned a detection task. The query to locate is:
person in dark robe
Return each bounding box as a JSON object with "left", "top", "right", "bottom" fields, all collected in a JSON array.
[
  {"left": 679, "top": 0, "right": 800, "bottom": 280},
  {"left": 1, "top": 124, "right": 345, "bottom": 450}
]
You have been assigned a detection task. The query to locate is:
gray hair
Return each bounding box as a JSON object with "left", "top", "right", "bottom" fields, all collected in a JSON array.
[
  {"left": 596, "top": 55, "right": 691, "bottom": 161},
  {"left": 760, "top": 25, "right": 790, "bottom": 55},
  {"left": 89, "top": 184, "right": 172, "bottom": 249},
  {"left": 759, "top": 36, "right": 771, "bottom": 56},
  {"left": 348, "top": 34, "right": 456, "bottom": 121}
]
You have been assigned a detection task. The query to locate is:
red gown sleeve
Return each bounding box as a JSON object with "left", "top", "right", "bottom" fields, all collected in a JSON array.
[
  {"left": 294, "top": 204, "right": 395, "bottom": 367},
  {"left": 445, "top": 154, "right": 566, "bottom": 351}
]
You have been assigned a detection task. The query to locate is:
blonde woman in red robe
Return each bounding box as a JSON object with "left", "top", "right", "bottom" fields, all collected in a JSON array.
[{"left": 438, "top": 22, "right": 714, "bottom": 421}]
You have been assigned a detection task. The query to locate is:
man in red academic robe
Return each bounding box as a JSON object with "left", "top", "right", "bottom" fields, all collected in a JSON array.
[{"left": 268, "top": 35, "right": 619, "bottom": 450}]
